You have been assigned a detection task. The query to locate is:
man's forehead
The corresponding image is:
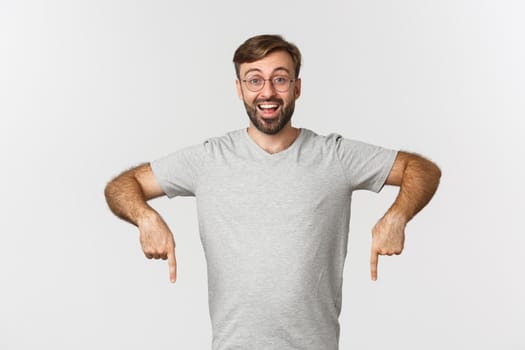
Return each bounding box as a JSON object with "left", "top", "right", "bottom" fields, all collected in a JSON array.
[{"left": 239, "top": 51, "right": 295, "bottom": 77}]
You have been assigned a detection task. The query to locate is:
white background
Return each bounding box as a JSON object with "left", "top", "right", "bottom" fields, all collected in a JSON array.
[{"left": 1, "top": 0, "right": 523, "bottom": 349}]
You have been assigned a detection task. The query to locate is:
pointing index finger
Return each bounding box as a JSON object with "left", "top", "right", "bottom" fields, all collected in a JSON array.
[
  {"left": 370, "top": 249, "right": 379, "bottom": 281},
  {"left": 168, "top": 247, "right": 177, "bottom": 283}
]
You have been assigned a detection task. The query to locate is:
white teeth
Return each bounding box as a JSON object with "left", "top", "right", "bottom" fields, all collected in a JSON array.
[{"left": 259, "top": 104, "right": 278, "bottom": 109}]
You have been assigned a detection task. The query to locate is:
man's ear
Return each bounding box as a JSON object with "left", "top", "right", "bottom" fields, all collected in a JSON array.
[
  {"left": 294, "top": 78, "right": 301, "bottom": 100},
  {"left": 236, "top": 80, "right": 243, "bottom": 100}
]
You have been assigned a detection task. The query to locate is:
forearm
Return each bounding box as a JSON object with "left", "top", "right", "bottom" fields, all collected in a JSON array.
[
  {"left": 104, "top": 166, "right": 156, "bottom": 226},
  {"left": 385, "top": 154, "right": 441, "bottom": 223}
]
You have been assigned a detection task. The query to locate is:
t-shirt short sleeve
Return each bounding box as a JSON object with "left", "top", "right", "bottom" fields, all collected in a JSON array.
[
  {"left": 332, "top": 134, "right": 398, "bottom": 192},
  {"left": 150, "top": 143, "right": 207, "bottom": 198}
]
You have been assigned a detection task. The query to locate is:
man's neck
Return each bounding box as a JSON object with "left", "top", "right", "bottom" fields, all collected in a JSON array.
[{"left": 246, "top": 123, "right": 300, "bottom": 155}]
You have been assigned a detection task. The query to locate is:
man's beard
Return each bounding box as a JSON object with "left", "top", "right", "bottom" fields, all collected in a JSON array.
[{"left": 243, "top": 98, "right": 295, "bottom": 135}]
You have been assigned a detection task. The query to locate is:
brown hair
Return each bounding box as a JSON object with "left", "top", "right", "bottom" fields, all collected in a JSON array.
[{"left": 233, "top": 34, "right": 302, "bottom": 79}]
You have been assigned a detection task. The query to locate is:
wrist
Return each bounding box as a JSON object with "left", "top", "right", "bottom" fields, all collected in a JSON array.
[
  {"left": 384, "top": 207, "right": 410, "bottom": 226},
  {"left": 135, "top": 206, "right": 158, "bottom": 227}
]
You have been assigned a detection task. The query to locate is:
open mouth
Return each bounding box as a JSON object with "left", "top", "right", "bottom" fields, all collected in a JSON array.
[{"left": 257, "top": 103, "right": 281, "bottom": 118}]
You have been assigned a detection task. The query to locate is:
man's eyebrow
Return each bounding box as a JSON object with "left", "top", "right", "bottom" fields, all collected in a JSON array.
[
  {"left": 243, "top": 67, "right": 291, "bottom": 77},
  {"left": 272, "top": 67, "right": 291, "bottom": 75},
  {"left": 243, "top": 68, "right": 262, "bottom": 77}
]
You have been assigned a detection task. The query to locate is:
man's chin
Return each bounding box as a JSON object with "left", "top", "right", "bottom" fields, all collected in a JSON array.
[
  {"left": 252, "top": 115, "right": 284, "bottom": 135},
  {"left": 259, "top": 116, "right": 279, "bottom": 124},
  {"left": 254, "top": 125, "right": 281, "bottom": 135}
]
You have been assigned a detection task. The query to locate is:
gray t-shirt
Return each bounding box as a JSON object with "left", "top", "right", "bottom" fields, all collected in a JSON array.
[{"left": 151, "top": 127, "right": 398, "bottom": 350}]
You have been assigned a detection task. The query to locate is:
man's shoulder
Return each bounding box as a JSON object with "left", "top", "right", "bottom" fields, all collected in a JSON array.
[
  {"left": 191, "top": 128, "right": 360, "bottom": 154},
  {"left": 300, "top": 128, "right": 394, "bottom": 159},
  {"left": 201, "top": 128, "right": 245, "bottom": 151},
  {"left": 302, "top": 128, "right": 389, "bottom": 149},
  {"left": 151, "top": 129, "right": 245, "bottom": 168},
  {"left": 205, "top": 128, "right": 343, "bottom": 145},
  {"left": 300, "top": 128, "right": 346, "bottom": 148},
  {"left": 206, "top": 128, "right": 245, "bottom": 143},
  {"left": 169, "top": 129, "right": 243, "bottom": 152}
]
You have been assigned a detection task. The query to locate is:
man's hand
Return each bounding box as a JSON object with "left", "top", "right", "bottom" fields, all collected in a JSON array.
[
  {"left": 369, "top": 151, "right": 441, "bottom": 281},
  {"left": 370, "top": 213, "right": 406, "bottom": 281},
  {"left": 105, "top": 163, "right": 177, "bottom": 283},
  {"left": 138, "top": 211, "right": 177, "bottom": 283}
]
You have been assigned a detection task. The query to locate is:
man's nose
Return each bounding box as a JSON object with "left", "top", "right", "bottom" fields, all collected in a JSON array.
[{"left": 259, "top": 79, "right": 278, "bottom": 97}]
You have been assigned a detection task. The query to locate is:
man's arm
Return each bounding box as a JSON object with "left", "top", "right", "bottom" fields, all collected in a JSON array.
[
  {"left": 104, "top": 163, "right": 177, "bottom": 283},
  {"left": 370, "top": 151, "right": 441, "bottom": 281}
]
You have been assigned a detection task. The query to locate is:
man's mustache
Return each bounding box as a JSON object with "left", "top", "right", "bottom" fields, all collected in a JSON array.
[{"left": 255, "top": 98, "right": 284, "bottom": 104}]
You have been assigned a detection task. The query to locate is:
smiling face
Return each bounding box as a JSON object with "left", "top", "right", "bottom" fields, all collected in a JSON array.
[{"left": 236, "top": 50, "right": 301, "bottom": 135}]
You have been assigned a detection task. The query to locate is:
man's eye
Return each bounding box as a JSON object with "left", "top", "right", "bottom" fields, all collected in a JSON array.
[
  {"left": 248, "top": 78, "right": 262, "bottom": 85},
  {"left": 273, "top": 77, "right": 289, "bottom": 84}
]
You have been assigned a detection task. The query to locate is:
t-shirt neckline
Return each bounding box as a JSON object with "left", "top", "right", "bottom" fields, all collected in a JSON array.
[{"left": 242, "top": 127, "right": 305, "bottom": 160}]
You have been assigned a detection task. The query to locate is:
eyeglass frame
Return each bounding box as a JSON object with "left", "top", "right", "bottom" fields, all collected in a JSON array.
[{"left": 240, "top": 75, "right": 297, "bottom": 93}]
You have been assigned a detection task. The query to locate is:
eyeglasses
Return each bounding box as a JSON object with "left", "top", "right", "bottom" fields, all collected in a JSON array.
[{"left": 241, "top": 75, "right": 295, "bottom": 92}]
